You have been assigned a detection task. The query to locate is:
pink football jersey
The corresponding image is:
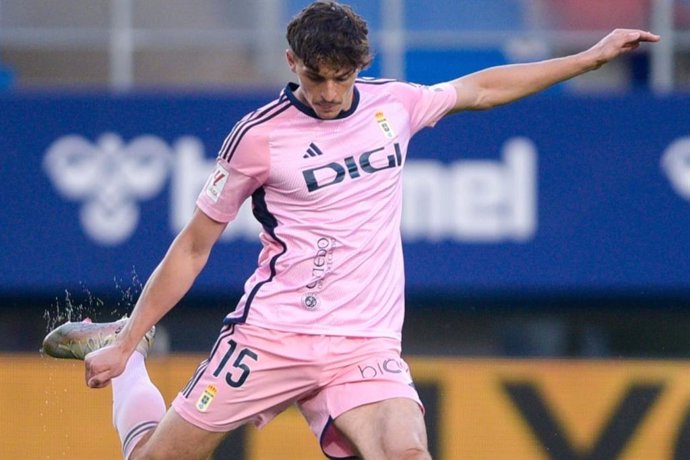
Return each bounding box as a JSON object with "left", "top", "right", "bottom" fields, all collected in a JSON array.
[{"left": 197, "top": 79, "right": 457, "bottom": 339}]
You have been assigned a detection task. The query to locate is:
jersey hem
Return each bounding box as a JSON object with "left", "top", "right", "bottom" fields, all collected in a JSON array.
[{"left": 224, "top": 317, "right": 402, "bottom": 342}]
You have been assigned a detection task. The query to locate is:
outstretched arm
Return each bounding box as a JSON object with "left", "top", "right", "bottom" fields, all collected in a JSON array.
[
  {"left": 85, "top": 208, "right": 227, "bottom": 388},
  {"left": 448, "top": 29, "right": 660, "bottom": 113}
]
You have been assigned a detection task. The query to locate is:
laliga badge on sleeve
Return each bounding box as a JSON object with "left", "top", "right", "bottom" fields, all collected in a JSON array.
[{"left": 205, "top": 164, "right": 229, "bottom": 203}]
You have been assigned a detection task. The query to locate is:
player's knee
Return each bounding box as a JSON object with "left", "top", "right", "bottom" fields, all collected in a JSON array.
[
  {"left": 385, "top": 444, "right": 431, "bottom": 460},
  {"left": 126, "top": 431, "right": 154, "bottom": 460},
  {"left": 130, "top": 448, "right": 165, "bottom": 460},
  {"left": 128, "top": 437, "right": 168, "bottom": 460}
]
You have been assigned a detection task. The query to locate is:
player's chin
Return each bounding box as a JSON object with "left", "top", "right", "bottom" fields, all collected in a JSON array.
[
  {"left": 316, "top": 110, "right": 340, "bottom": 120},
  {"left": 313, "top": 104, "right": 341, "bottom": 119}
]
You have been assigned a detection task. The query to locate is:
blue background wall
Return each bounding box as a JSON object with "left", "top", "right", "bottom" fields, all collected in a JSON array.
[{"left": 2, "top": 90, "right": 689, "bottom": 303}]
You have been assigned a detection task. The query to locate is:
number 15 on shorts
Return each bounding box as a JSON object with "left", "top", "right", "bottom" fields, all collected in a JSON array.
[{"left": 212, "top": 338, "right": 259, "bottom": 388}]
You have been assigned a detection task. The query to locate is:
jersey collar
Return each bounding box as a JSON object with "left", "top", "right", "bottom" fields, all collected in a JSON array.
[{"left": 284, "top": 82, "right": 360, "bottom": 120}]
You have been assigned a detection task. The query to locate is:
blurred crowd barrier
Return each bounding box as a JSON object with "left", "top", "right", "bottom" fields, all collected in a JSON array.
[
  {"left": 0, "top": 0, "right": 689, "bottom": 91},
  {"left": 4, "top": 354, "right": 690, "bottom": 459}
]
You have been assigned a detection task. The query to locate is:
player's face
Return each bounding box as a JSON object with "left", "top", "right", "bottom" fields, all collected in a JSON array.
[{"left": 287, "top": 50, "right": 359, "bottom": 120}]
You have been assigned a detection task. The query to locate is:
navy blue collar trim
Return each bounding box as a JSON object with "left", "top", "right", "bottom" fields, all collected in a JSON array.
[{"left": 284, "top": 82, "right": 360, "bottom": 120}]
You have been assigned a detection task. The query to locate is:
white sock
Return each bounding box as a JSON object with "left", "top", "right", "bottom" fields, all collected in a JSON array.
[{"left": 112, "top": 352, "right": 166, "bottom": 459}]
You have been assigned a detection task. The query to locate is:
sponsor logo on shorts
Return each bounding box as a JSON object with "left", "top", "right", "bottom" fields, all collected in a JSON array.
[
  {"left": 358, "top": 358, "right": 409, "bottom": 380},
  {"left": 196, "top": 384, "right": 217, "bottom": 412}
]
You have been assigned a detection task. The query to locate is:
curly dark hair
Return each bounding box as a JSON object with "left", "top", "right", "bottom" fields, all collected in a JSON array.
[{"left": 286, "top": 1, "right": 373, "bottom": 71}]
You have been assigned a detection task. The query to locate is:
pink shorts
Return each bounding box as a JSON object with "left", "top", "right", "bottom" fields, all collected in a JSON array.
[{"left": 172, "top": 323, "right": 422, "bottom": 458}]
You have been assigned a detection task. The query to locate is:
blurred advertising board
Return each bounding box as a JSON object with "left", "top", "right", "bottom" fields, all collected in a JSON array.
[
  {"left": 4, "top": 355, "right": 690, "bottom": 459},
  {"left": 1, "top": 91, "right": 689, "bottom": 298}
]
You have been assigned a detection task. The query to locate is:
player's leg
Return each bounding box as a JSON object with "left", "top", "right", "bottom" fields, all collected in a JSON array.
[
  {"left": 42, "top": 320, "right": 258, "bottom": 459},
  {"left": 44, "top": 319, "right": 293, "bottom": 459},
  {"left": 108, "top": 358, "right": 223, "bottom": 460},
  {"left": 298, "top": 335, "right": 430, "bottom": 459},
  {"left": 42, "top": 319, "right": 174, "bottom": 458},
  {"left": 44, "top": 320, "right": 324, "bottom": 458},
  {"left": 110, "top": 351, "right": 167, "bottom": 459},
  {"left": 108, "top": 351, "right": 228, "bottom": 460},
  {"left": 127, "top": 409, "right": 227, "bottom": 460},
  {"left": 333, "top": 397, "right": 430, "bottom": 460},
  {"left": 160, "top": 323, "right": 330, "bottom": 458}
]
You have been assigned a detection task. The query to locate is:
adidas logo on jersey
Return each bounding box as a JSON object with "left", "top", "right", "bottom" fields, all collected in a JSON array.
[{"left": 303, "top": 142, "right": 324, "bottom": 159}]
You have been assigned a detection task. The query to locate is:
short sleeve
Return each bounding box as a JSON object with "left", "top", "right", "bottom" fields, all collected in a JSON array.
[
  {"left": 390, "top": 82, "right": 457, "bottom": 135},
  {"left": 196, "top": 123, "right": 270, "bottom": 223}
]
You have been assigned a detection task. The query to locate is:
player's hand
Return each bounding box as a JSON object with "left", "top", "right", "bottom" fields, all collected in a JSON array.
[
  {"left": 588, "top": 29, "right": 660, "bottom": 69},
  {"left": 84, "top": 343, "right": 130, "bottom": 389}
]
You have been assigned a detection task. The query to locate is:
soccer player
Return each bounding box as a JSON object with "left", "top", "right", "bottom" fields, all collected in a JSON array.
[{"left": 42, "top": 2, "right": 659, "bottom": 459}]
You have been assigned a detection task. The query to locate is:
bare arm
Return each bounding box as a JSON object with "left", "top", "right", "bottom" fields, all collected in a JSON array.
[
  {"left": 448, "top": 29, "right": 660, "bottom": 113},
  {"left": 85, "top": 208, "right": 227, "bottom": 387}
]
